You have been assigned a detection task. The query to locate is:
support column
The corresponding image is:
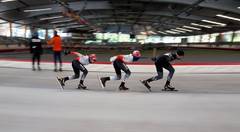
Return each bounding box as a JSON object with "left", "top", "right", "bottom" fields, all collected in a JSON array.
[
  {"left": 9, "top": 22, "right": 12, "bottom": 37},
  {"left": 153, "top": 47, "right": 157, "bottom": 57},
  {"left": 232, "top": 31, "right": 235, "bottom": 42},
  {"left": 24, "top": 25, "right": 27, "bottom": 38},
  {"left": 45, "top": 29, "right": 48, "bottom": 40}
]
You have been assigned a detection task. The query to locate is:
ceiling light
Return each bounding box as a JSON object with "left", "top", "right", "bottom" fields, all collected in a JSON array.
[
  {"left": 57, "top": 25, "right": 85, "bottom": 29},
  {"left": 191, "top": 23, "right": 212, "bottom": 28},
  {"left": 40, "top": 16, "right": 63, "bottom": 21},
  {"left": 238, "top": 7, "right": 240, "bottom": 9},
  {"left": 51, "top": 19, "right": 73, "bottom": 24},
  {"left": 165, "top": 30, "right": 179, "bottom": 34},
  {"left": 1, "top": 0, "right": 16, "bottom": 2},
  {"left": 157, "top": 31, "right": 168, "bottom": 35},
  {"left": 201, "top": 19, "right": 226, "bottom": 26},
  {"left": 140, "top": 32, "right": 147, "bottom": 35},
  {"left": 183, "top": 26, "right": 201, "bottom": 30},
  {"left": 55, "top": 22, "right": 79, "bottom": 27},
  {"left": 148, "top": 31, "right": 157, "bottom": 35},
  {"left": 171, "top": 29, "right": 186, "bottom": 33},
  {"left": 176, "top": 28, "right": 193, "bottom": 32},
  {"left": 216, "top": 14, "right": 240, "bottom": 22},
  {"left": 24, "top": 8, "right": 52, "bottom": 12}
]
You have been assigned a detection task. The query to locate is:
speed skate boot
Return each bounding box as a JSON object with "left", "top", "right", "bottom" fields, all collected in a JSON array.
[
  {"left": 57, "top": 77, "right": 65, "bottom": 87},
  {"left": 78, "top": 81, "right": 87, "bottom": 90},
  {"left": 163, "top": 81, "right": 176, "bottom": 91},
  {"left": 100, "top": 77, "right": 110, "bottom": 88},
  {"left": 163, "top": 84, "right": 175, "bottom": 91},
  {"left": 59, "top": 67, "right": 63, "bottom": 72},
  {"left": 140, "top": 80, "right": 151, "bottom": 92},
  {"left": 119, "top": 82, "right": 129, "bottom": 91},
  {"left": 38, "top": 65, "right": 41, "bottom": 71},
  {"left": 32, "top": 65, "right": 36, "bottom": 71}
]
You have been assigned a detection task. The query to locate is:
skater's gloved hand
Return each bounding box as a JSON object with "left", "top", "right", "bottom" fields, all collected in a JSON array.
[
  {"left": 133, "top": 56, "right": 140, "bottom": 62},
  {"left": 151, "top": 57, "right": 156, "bottom": 61},
  {"left": 64, "top": 50, "right": 70, "bottom": 55}
]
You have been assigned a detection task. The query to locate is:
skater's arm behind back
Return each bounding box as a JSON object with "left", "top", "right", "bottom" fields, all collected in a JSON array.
[{"left": 70, "top": 51, "right": 84, "bottom": 57}]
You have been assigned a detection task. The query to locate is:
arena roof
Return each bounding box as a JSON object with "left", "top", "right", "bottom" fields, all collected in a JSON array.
[{"left": 0, "top": 0, "right": 239, "bottom": 36}]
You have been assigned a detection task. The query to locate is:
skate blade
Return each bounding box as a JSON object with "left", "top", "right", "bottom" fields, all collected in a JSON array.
[
  {"left": 97, "top": 74, "right": 105, "bottom": 89},
  {"left": 119, "top": 89, "right": 129, "bottom": 92},
  {"left": 139, "top": 80, "right": 151, "bottom": 92},
  {"left": 56, "top": 77, "right": 64, "bottom": 90},
  {"left": 162, "top": 89, "right": 178, "bottom": 92},
  {"left": 77, "top": 88, "right": 88, "bottom": 90}
]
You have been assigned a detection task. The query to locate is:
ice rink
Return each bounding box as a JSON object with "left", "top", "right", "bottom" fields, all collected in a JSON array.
[{"left": 0, "top": 67, "right": 240, "bottom": 132}]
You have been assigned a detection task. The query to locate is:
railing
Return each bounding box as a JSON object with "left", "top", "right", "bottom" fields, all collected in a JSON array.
[{"left": 1, "top": 36, "right": 240, "bottom": 51}]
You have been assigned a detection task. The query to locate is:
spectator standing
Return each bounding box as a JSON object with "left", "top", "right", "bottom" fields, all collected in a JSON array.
[
  {"left": 30, "top": 32, "right": 43, "bottom": 71},
  {"left": 47, "top": 30, "right": 63, "bottom": 72}
]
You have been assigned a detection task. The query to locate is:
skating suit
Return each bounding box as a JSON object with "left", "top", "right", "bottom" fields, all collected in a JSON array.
[
  {"left": 71, "top": 52, "right": 90, "bottom": 65},
  {"left": 70, "top": 52, "right": 90, "bottom": 78},
  {"left": 155, "top": 52, "right": 178, "bottom": 66},
  {"left": 110, "top": 54, "right": 134, "bottom": 63},
  {"left": 110, "top": 54, "right": 133, "bottom": 77}
]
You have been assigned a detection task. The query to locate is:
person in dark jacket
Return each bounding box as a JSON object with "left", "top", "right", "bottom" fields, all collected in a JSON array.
[
  {"left": 140, "top": 49, "right": 184, "bottom": 91},
  {"left": 30, "top": 32, "right": 43, "bottom": 71}
]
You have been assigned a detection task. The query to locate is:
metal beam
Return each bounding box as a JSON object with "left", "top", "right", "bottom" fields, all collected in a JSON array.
[
  {"left": 10, "top": 1, "right": 112, "bottom": 22},
  {"left": 17, "top": 0, "right": 29, "bottom": 7},
  {"left": 136, "top": 0, "right": 240, "bottom": 14},
  {"left": 174, "top": 0, "right": 205, "bottom": 16}
]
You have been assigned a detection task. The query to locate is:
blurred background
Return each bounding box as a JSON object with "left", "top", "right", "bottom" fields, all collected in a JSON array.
[{"left": 0, "top": 0, "right": 240, "bottom": 63}]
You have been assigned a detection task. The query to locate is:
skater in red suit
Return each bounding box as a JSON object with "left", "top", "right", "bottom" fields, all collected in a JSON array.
[
  {"left": 57, "top": 51, "right": 97, "bottom": 89},
  {"left": 140, "top": 49, "right": 184, "bottom": 91},
  {"left": 100, "top": 50, "right": 141, "bottom": 91}
]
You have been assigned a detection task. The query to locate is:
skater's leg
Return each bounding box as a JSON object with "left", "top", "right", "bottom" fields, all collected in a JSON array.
[
  {"left": 79, "top": 64, "right": 88, "bottom": 81},
  {"left": 78, "top": 64, "right": 88, "bottom": 89},
  {"left": 58, "top": 52, "right": 62, "bottom": 71},
  {"left": 32, "top": 53, "right": 36, "bottom": 71},
  {"left": 165, "top": 64, "right": 175, "bottom": 82},
  {"left": 53, "top": 52, "right": 58, "bottom": 71},
  {"left": 119, "top": 70, "right": 130, "bottom": 90},
  {"left": 36, "top": 53, "right": 41, "bottom": 70},
  {"left": 117, "top": 62, "right": 131, "bottom": 90},
  {"left": 111, "top": 60, "right": 122, "bottom": 80},
  {"left": 163, "top": 63, "right": 175, "bottom": 90},
  {"left": 100, "top": 61, "right": 121, "bottom": 88},
  {"left": 141, "top": 71, "right": 163, "bottom": 90},
  {"left": 68, "top": 60, "right": 80, "bottom": 80},
  {"left": 61, "top": 60, "right": 80, "bottom": 84},
  {"left": 149, "top": 63, "right": 164, "bottom": 82},
  {"left": 146, "top": 70, "right": 163, "bottom": 82},
  {"left": 141, "top": 63, "right": 163, "bottom": 90}
]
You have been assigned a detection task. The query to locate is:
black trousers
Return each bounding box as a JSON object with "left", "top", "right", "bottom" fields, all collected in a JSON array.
[
  {"left": 148, "top": 59, "right": 175, "bottom": 82},
  {"left": 53, "top": 51, "right": 62, "bottom": 66},
  {"left": 113, "top": 60, "right": 131, "bottom": 80},
  {"left": 32, "top": 52, "right": 41, "bottom": 65},
  {"left": 72, "top": 60, "right": 88, "bottom": 81}
]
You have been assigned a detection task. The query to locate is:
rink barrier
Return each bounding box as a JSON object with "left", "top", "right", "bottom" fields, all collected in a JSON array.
[{"left": 1, "top": 59, "right": 240, "bottom": 73}]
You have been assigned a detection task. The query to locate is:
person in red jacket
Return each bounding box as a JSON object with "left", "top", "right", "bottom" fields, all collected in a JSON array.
[
  {"left": 57, "top": 51, "right": 97, "bottom": 90},
  {"left": 99, "top": 50, "right": 141, "bottom": 91},
  {"left": 47, "top": 30, "right": 63, "bottom": 72}
]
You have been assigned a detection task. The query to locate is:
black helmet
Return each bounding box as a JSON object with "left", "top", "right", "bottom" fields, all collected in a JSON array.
[
  {"left": 176, "top": 49, "right": 184, "bottom": 56},
  {"left": 33, "top": 32, "right": 38, "bottom": 37},
  {"left": 54, "top": 30, "right": 58, "bottom": 35}
]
